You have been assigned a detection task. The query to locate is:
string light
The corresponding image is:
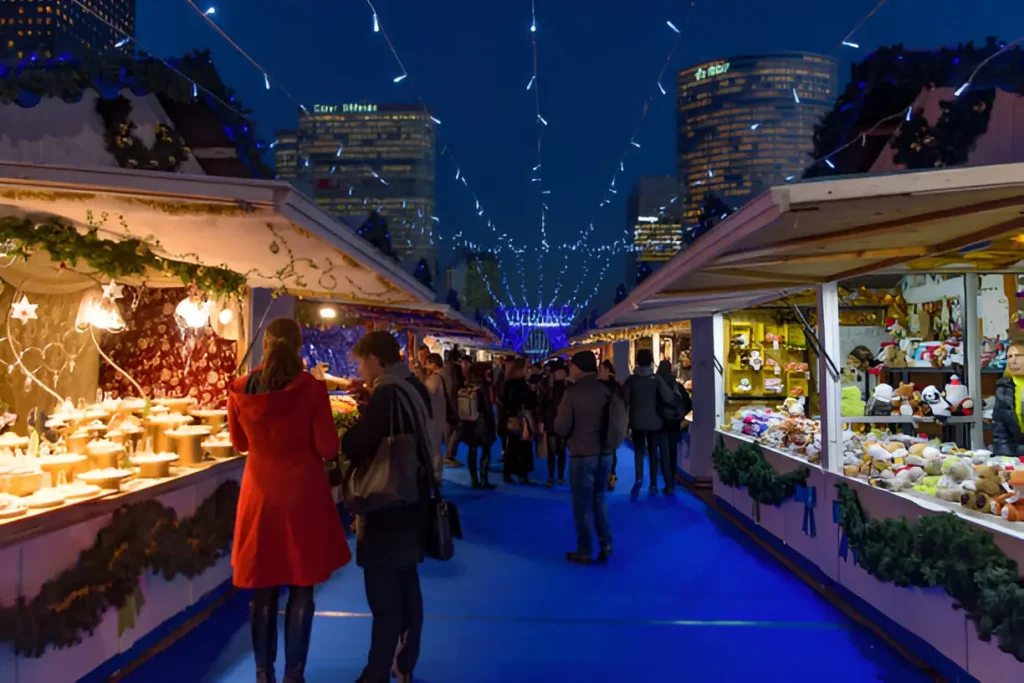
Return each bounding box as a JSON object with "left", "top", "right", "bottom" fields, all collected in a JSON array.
[
  {"left": 905, "top": 106, "right": 913, "bottom": 121},
  {"left": 373, "top": 13, "right": 379, "bottom": 32},
  {"left": 658, "top": 82, "right": 666, "bottom": 95},
  {"left": 263, "top": 73, "right": 270, "bottom": 90},
  {"left": 393, "top": 73, "right": 408, "bottom": 83},
  {"left": 527, "top": 76, "right": 535, "bottom": 90},
  {"left": 538, "top": 114, "right": 548, "bottom": 126},
  {"left": 430, "top": 116, "right": 442, "bottom": 125},
  {"left": 667, "top": 20, "right": 680, "bottom": 33},
  {"left": 115, "top": 38, "right": 130, "bottom": 48},
  {"left": 750, "top": 122, "right": 760, "bottom": 130},
  {"left": 842, "top": 41, "right": 860, "bottom": 48},
  {"left": 204, "top": 6, "right": 215, "bottom": 15},
  {"left": 792, "top": 88, "right": 800, "bottom": 103}
]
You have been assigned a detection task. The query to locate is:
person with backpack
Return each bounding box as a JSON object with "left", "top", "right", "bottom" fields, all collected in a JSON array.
[
  {"left": 541, "top": 359, "right": 569, "bottom": 487},
  {"left": 622, "top": 348, "right": 675, "bottom": 498},
  {"left": 655, "top": 360, "right": 692, "bottom": 496},
  {"left": 459, "top": 362, "right": 498, "bottom": 489},
  {"left": 554, "top": 351, "right": 627, "bottom": 565}
]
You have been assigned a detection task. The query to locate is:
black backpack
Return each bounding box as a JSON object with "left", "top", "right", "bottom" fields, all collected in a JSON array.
[{"left": 657, "top": 378, "right": 687, "bottom": 424}]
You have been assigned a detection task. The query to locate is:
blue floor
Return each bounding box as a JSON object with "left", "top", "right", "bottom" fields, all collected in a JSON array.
[{"left": 121, "top": 444, "right": 930, "bottom": 682}]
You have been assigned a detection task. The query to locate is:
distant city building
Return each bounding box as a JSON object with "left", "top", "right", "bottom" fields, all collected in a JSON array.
[
  {"left": 1, "top": 0, "right": 135, "bottom": 60},
  {"left": 627, "top": 176, "right": 684, "bottom": 279},
  {"left": 677, "top": 52, "right": 837, "bottom": 228},
  {"left": 275, "top": 102, "right": 436, "bottom": 267}
]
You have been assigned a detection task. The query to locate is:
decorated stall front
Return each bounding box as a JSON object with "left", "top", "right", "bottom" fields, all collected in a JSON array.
[
  {"left": 557, "top": 321, "right": 692, "bottom": 383},
  {"left": 597, "top": 164, "right": 1024, "bottom": 681},
  {"left": 0, "top": 161, "right": 432, "bottom": 682}
]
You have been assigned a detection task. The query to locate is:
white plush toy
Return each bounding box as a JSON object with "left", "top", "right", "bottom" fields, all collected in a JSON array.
[{"left": 920, "top": 385, "right": 950, "bottom": 417}]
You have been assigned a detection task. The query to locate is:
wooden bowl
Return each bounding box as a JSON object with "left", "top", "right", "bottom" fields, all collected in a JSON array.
[{"left": 130, "top": 453, "right": 179, "bottom": 479}]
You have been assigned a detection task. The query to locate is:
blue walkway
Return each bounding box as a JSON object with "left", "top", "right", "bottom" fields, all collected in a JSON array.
[{"left": 122, "top": 445, "right": 928, "bottom": 682}]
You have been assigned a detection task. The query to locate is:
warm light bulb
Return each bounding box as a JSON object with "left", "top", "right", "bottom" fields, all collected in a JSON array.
[
  {"left": 175, "top": 297, "right": 211, "bottom": 329},
  {"left": 218, "top": 308, "right": 234, "bottom": 325},
  {"left": 75, "top": 290, "right": 125, "bottom": 332},
  {"left": 319, "top": 307, "right": 337, "bottom": 320}
]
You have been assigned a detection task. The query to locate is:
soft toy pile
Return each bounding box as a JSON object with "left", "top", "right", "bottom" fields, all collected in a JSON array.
[
  {"left": 729, "top": 407, "right": 821, "bottom": 464},
  {"left": 843, "top": 432, "right": 1024, "bottom": 521}
]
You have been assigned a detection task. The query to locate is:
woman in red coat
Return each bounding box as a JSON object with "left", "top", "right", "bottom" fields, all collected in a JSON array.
[{"left": 228, "top": 317, "right": 351, "bottom": 683}]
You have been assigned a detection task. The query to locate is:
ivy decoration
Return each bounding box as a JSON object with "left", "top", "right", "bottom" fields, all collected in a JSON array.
[
  {"left": 835, "top": 483, "right": 1024, "bottom": 661},
  {"left": 0, "top": 215, "right": 247, "bottom": 300},
  {"left": 95, "top": 95, "right": 191, "bottom": 172},
  {"left": 0, "top": 480, "right": 239, "bottom": 657},
  {"left": 712, "top": 436, "right": 809, "bottom": 506},
  {"left": 891, "top": 88, "right": 996, "bottom": 169}
]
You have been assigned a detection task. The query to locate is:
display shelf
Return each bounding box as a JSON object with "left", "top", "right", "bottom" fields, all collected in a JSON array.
[
  {"left": 714, "top": 427, "right": 824, "bottom": 471},
  {"left": 880, "top": 366, "right": 1005, "bottom": 375},
  {"left": 841, "top": 415, "right": 977, "bottom": 424},
  {"left": 0, "top": 458, "right": 245, "bottom": 549}
]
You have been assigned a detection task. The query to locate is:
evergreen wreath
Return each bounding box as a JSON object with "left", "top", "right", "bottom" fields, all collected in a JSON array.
[
  {"left": 0, "top": 215, "right": 247, "bottom": 300},
  {"left": 711, "top": 436, "right": 809, "bottom": 506},
  {"left": 95, "top": 95, "right": 191, "bottom": 172},
  {"left": 0, "top": 480, "right": 239, "bottom": 657},
  {"left": 835, "top": 483, "right": 1024, "bottom": 661}
]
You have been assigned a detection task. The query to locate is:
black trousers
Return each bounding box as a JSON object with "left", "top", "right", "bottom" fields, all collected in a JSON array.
[
  {"left": 632, "top": 429, "right": 660, "bottom": 485},
  {"left": 363, "top": 566, "right": 423, "bottom": 680},
  {"left": 547, "top": 435, "right": 567, "bottom": 480}
]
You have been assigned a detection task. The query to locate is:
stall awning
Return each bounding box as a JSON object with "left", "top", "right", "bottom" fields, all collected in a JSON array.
[
  {"left": 0, "top": 161, "right": 434, "bottom": 305},
  {"left": 600, "top": 163, "right": 1024, "bottom": 326},
  {"left": 336, "top": 302, "right": 498, "bottom": 345}
]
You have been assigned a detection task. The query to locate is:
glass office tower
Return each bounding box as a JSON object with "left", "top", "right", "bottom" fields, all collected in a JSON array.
[{"left": 1, "top": 0, "right": 135, "bottom": 59}]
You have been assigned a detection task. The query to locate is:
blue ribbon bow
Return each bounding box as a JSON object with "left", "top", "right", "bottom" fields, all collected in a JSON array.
[
  {"left": 794, "top": 485, "right": 816, "bottom": 538},
  {"left": 833, "top": 500, "right": 857, "bottom": 565}
]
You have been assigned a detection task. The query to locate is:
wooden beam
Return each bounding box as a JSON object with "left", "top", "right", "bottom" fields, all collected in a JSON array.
[
  {"left": 712, "top": 194, "right": 1024, "bottom": 266},
  {"left": 707, "top": 246, "right": 930, "bottom": 269},
  {"left": 650, "top": 283, "right": 812, "bottom": 299},
  {"left": 831, "top": 215, "right": 1024, "bottom": 282},
  {"left": 698, "top": 268, "right": 823, "bottom": 284}
]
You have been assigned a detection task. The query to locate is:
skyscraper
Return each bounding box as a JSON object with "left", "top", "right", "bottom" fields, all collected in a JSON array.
[
  {"left": 629, "top": 176, "right": 684, "bottom": 259},
  {"left": 275, "top": 103, "right": 436, "bottom": 267},
  {"left": 677, "top": 52, "right": 837, "bottom": 227},
  {"left": 1, "top": 0, "right": 135, "bottom": 60}
]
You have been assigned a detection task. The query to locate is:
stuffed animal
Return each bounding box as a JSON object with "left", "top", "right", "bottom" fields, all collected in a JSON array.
[
  {"left": 944, "top": 376, "right": 973, "bottom": 416},
  {"left": 865, "top": 383, "right": 895, "bottom": 417},
  {"left": 935, "top": 457, "right": 973, "bottom": 501},
  {"left": 877, "top": 342, "right": 908, "bottom": 368},
  {"left": 748, "top": 350, "right": 764, "bottom": 371},
  {"left": 960, "top": 465, "right": 1005, "bottom": 513},
  {"left": 892, "top": 382, "right": 920, "bottom": 416},
  {"left": 781, "top": 396, "right": 804, "bottom": 417},
  {"left": 919, "top": 385, "right": 950, "bottom": 418},
  {"left": 841, "top": 385, "right": 865, "bottom": 417}
]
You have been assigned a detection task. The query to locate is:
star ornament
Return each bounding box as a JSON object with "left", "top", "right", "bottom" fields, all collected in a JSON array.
[
  {"left": 10, "top": 296, "right": 38, "bottom": 324},
  {"left": 102, "top": 280, "right": 125, "bottom": 301}
]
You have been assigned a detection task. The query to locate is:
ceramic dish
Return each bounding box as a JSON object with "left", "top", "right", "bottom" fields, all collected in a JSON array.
[
  {"left": 38, "top": 454, "right": 87, "bottom": 481},
  {"left": 52, "top": 482, "right": 103, "bottom": 501},
  {"left": 129, "top": 452, "right": 179, "bottom": 479},
  {"left": 25, "top": 488, "right": 67, "bottom": 509},
  {"left": 77, "top": 468, "right": 133, "bottom": 491}
]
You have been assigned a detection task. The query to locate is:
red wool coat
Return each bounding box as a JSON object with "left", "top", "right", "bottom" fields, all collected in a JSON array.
[{"left": 227, "top": 371, "right": 351, "bottom": 588}]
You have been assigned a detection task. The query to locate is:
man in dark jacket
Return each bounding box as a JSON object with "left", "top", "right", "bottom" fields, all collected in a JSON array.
[
  {"left": 342, "top": 332, "right": 433, "bottom": 683},
  {"left": 555, "top": 351, "right": 625, "bottom": 565},
  {"left": 542, "top": 360, "right": 569, "bottom": 487},
  {"left": 442, "top": 350, "right": 465, "bottom": 467},
  {"left": 623, "top": 348, "right": 675, "bottom": 497},
  {"left": 656, "top": 360, "right": 692, "bottom": 495},
  {"left": 992, "top": 343, "right": 1024, "bottom": 456}
]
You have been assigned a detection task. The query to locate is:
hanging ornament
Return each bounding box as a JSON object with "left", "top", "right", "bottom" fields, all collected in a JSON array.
[
  {"left": 10, "top": 296, "right": 38, "bottom": 324},
  {"left": 102, "top": 280, "right": 125, "bottom": 301}
]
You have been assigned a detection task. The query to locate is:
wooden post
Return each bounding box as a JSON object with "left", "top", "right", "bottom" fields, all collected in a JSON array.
[
  {"left": 963, "top": 274, "right": 985, "bottom": 449},
  {"left": 816, "top": 282, "right": 842, "bottom": 474}
]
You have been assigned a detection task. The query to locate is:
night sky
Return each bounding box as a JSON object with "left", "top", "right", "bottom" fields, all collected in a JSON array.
[{"left": 137, "top": 1, "right": 1020, "bottom": 310}]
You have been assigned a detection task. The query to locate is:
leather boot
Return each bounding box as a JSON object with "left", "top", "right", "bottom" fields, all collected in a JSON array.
[
  {"left": 251, "top": 599, "right": 278, "bottom": 683},
  {"left": 480, "top": 455, "right": 496, "bottom": 489},
  {"left": 283, "top": 589, "right": 314, "bottom": 683},
  {"left": 468, "top": 450, "right": 481, "bottom": 488}
]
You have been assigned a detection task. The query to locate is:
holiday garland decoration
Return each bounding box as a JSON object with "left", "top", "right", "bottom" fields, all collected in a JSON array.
[
  {"left": 834, "top": 483, "right": 1024, "bottom": 662},
  {"left": 0, "top": 480, "right": 239, "bottom": 657},
  {"left": 0, "top": 50, "right": 272, "bottom": 179},
  {"left": 0, "top": 215, "right": 247, "bottom": 300},
  {"left": 95, "top": 95, "right": 191, "bottom": 172},
  {"left": 711, "top": 437, "right": 809, "bottom": 506}
]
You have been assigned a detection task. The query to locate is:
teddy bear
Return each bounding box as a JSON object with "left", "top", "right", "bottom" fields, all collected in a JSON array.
[
  {"left": 891, "top": 382, "right": 920, "bottom": 416},
  {"left": 960, "top": 465, "right": 1005, "bottom": 513},
  {"left": 877, "top": 342, "right": 908, "bottom": 368},
  {"left": 935, "top": 456, "right": 973, "bottom": 501}
]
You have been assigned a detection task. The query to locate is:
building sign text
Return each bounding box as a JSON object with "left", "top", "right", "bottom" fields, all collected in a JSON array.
[
  {"left": 694, "top": 62, "right": 730, "bottom": 81},
  {"left": 312, "top": 104, "right": 379, "bottom": 114}
]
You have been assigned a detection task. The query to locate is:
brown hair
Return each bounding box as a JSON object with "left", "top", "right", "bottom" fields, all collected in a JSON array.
[
  {"left": 353, "top": 331, "right": 402, "bottom": 367},
  {"left": 426, "top": 352, "right": 444, "bottom": 368},
  {"left": 262, "top": 318, "right": 304, "bottom": 391}
]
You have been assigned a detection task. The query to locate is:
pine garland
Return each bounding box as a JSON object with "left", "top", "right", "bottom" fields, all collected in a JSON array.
[
  {"left": 712, "top": 436, "right": 809, "bottom": 505},
  {"left": 95, "top": 95, "right": 191, "bottom": 172},
  {"left": 0, "top": 215, "right": 247, "bottom": 300},
  {"left": 835, "top": 483, "right": 1024, "bottom": 661},
  {"left": 0, "top": 480, "right": 239, "bottom": 657}
]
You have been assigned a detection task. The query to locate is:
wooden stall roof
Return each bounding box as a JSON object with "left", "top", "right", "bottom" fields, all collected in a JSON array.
[
  {"left": 0, "top": 161, "right": 434, "bottom": 305},
  {"left": 600, "top": 163, "right": 1024, "bottom": 326},
  {"left": 340, "top": 302, "right": 498, "bottom": 345}
]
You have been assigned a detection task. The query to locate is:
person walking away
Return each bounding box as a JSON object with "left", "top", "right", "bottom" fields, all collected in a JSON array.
[
  {"left": 598, "top": 360, "right": 622, "bottom": 490},
  {"left": 422, "top": 353, "right": 449, "bottom": 484},
  {"left": 442, "top": 351, "right": 465, "bottom": 467},
  {"left": 655, "top": 360, "right": 692, "bottom": 495},
  {"left": 622, "top": 349, "right": 674, "bottom": 498},
  {"left": 227, "top": 318, "right": 351, "bottom": 683},
  {"left": 459, "top": 361, "right": 498, "bottom": 489},
  {"left": 342, "top": 332, "right": 438, "bottom": 683},
  {"left": 502, "top": 357, "right": 537, "bottom": 484},
  {"left": 494, "top": 356, "right": 514, "bottom": 462},
  {"left": 541, "top": 360, "right": 569, "bottom": 487},
  {"left": 555, "top": 351, "right": 627, "bottom": 565}
]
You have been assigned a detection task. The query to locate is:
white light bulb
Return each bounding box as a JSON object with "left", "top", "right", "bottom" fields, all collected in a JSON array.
[
  {"left": 218, "top": 308, "right": 234, "bottom": 325},
  {"left": 204, "top": 7, "right": 216, "bottom": 16},
  {"left": 319, "top": 307, "right": 337, "bottom": 320}
]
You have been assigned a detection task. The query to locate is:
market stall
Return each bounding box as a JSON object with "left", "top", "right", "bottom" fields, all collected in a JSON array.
[
  {"left": 556, "top": 322, "right": 692, "bottom": 382},
  {"left": 597, "top": 163, "right": 1024, "bottom": 681},
  {"left": 0, "top": 161, "right": 433, "bottom": 682}
]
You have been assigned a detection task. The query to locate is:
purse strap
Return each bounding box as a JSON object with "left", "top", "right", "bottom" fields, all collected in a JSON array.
[{"left": 390, "top": 380, "right": 443, "bottom": 499}]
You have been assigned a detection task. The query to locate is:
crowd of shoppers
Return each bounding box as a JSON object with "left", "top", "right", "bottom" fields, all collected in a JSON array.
[{"left": 228, "top": 323, "right": 690, "bottom": 682}]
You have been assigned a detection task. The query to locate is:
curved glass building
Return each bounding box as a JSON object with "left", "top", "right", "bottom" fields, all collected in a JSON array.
[{"left": 677, "top": 52, "right": 837, "bottom": 228}]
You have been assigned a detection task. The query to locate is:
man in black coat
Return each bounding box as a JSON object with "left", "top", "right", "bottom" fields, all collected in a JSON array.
[{"left": 342, "top": 332, "right": 433, "bottom": 683}]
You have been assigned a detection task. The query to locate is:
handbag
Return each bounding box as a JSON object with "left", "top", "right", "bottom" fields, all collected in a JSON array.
[
  {"left": 343, "top": 385, "right": 423, "bottom": 515},
  {"left": 406, "top": 391, "right": 460, "bottom": 561}
]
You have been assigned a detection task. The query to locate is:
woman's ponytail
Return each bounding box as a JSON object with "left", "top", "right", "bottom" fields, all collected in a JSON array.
[{"left": 261, "top": 318, "right": 304, "bottom": 391}]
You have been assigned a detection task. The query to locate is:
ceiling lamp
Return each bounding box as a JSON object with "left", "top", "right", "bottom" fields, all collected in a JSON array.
[
  {"left": 319, "top": 306, "right": 337, "bottom": 320},
  {"left": 75, "top": 289, "right": 126, "bottom": 332},
  {"left": 175, "top": 296, "right": 212, "bottom": 329}
]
